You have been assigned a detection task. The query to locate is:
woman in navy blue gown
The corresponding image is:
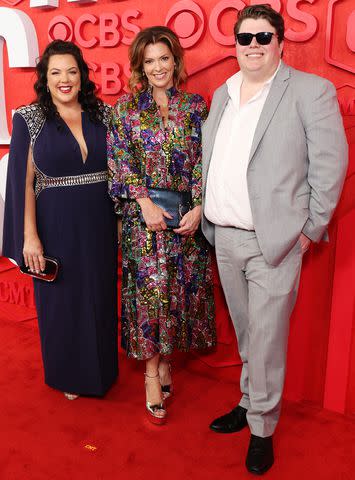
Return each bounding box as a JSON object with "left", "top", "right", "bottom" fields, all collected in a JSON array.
[{"left": 2, "top": 40, "right": 118, "bottom": 399}]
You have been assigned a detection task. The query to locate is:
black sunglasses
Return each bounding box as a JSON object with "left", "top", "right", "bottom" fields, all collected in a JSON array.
[{"left": 236, "top": 32, "right": 276, "bottom": 46}]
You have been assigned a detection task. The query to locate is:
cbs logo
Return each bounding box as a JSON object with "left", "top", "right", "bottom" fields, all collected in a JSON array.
[
  {"left": 325, "top": 0, "right": 355, "bottom": 74},
  {"left": 165, "top": 0, "right": 256, "bottom": 48}
]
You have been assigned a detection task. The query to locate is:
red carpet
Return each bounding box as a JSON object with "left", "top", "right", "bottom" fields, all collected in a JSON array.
[{"left": 1, "top": 318, "right": 355, "bottom": 480}]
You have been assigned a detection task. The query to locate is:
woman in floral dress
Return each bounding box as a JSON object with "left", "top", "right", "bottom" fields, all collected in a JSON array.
[{"left": 108, "top": 26, "right": 216, "bottom": 423}]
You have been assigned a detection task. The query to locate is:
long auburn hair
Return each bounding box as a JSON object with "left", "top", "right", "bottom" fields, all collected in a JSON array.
[
  {"left": 33, "top": 40, "right": 104, "bottom": 122},
  {"left": 128, "top": 26, "right": 186, "bottom": 93}
]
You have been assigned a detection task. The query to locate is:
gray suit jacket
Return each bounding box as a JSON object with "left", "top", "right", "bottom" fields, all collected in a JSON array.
[{"left": 202, "top": 62, "right": 348, "bottom": 266}]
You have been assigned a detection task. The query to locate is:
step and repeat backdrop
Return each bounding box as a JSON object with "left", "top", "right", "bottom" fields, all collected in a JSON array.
[{"left": 0, "top": 0, "right": 354, "bottom": 413}]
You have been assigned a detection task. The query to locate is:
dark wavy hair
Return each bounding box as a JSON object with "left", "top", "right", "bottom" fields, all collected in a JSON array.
[{"left": 33, "top": 40, "right": 103, "bottom": 122}]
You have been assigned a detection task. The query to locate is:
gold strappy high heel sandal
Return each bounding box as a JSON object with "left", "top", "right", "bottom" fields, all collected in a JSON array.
[
  {"left": 144, "top": 373, "right": 167, "bottom": 425},
  {"left": 158, "top": 361, "right": 173, "bottom": 400}
]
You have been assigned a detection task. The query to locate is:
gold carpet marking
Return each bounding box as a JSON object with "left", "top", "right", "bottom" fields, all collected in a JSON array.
[{"left": 84, "top": 444, "right": 97, "bottom": 451}]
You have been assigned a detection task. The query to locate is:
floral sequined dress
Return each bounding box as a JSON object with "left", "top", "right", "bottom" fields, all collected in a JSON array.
[{"left": 108, "top": 87, "right": 216, "bottom": 360}]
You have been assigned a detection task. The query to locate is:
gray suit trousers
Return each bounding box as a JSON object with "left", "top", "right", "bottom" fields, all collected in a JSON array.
[{"left": 215, "top": 226, "right": 303, "bottom": 437}]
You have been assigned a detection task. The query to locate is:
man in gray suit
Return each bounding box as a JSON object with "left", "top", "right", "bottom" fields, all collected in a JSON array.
[{"left": 202, "top": 4, "right": 348, "bottom": 475}]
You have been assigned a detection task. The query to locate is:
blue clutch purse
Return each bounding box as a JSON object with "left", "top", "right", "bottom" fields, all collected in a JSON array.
[{"left": 141, "top": 188, "right": 192, "bottom": 229}]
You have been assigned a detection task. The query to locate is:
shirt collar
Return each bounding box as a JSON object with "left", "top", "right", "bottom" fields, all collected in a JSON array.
[{"left": 226, "top": 61, "right": 281, "bottom": 109}]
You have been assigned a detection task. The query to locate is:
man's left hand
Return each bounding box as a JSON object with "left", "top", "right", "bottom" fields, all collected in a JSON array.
[{"left": 299, "top": 233, "right": 311, "bottom": 254}]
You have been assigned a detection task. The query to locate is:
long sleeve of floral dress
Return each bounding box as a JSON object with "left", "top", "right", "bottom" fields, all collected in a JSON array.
[
  {"left": 107, "top": 97, "right": 149, "bottom": 203},
  {"left": 188, "top": 95, "right": 208, "bottom": 207}
]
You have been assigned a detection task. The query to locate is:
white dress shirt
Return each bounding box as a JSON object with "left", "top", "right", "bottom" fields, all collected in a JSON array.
[{"left": 205, "top": 66, "right": 280, "bottom": 229}]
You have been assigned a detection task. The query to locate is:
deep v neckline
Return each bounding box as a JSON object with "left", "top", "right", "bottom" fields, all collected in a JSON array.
[{"left": 61, "top": 112, "right": 89, "bottom": 164}]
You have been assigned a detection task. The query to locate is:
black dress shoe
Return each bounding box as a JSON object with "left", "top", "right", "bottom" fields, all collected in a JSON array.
[
  {"left": 246, "top": 434, "right": 274, "bottom": 475},
  {"left": 209, "top": 405, "right": 248, "bottom": 433}
]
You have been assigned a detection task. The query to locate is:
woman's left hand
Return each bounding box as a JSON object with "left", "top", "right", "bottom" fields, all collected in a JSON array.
[{"left": 174, "top": 205, "right": 202, "bottom": 236}]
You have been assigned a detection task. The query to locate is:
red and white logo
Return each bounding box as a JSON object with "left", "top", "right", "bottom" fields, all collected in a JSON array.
[{"left": 325, "top": 0, "right": 355, "bottom": 74}]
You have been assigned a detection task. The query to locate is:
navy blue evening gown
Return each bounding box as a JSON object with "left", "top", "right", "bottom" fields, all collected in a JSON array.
[{"left": 3, "top": 104, "right": 118, "bottom": 396}]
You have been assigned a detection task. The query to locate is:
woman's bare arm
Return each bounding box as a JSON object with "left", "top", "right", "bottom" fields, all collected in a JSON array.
[{"left": 23, "top": 148, "right": 45, "bottom": 273}]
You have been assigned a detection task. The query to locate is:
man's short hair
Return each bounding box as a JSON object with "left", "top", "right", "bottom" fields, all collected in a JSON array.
[{"left": 234, "top": 4, "right": 285, "bottom": 44}]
